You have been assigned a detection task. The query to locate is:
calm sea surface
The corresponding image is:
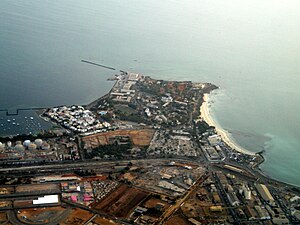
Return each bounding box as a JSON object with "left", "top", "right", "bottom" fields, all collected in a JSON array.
[{"left": 1, "top": 0, "right": 300, "bottom": 185}]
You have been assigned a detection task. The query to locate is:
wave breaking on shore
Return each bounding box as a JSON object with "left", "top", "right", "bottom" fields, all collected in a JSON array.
[{"left": 200, "top": 93, "right": 256, "bottom": 156}]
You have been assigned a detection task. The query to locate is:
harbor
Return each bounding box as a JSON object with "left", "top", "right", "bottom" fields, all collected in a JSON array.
[{"left": 0, "top": 110, "right": 52, "bottom": 137}]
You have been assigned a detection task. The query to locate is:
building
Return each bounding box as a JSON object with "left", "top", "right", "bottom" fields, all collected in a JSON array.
[
  {"left": 33, "top": 195, "right": 59, "bottom": 205},
  {"left": 245, "top": 206, "right": 257, "bottom": 220},
  {"left": 227, "top": 192, "right": 240, "bottom": 206},
  {"left": 207, "top": 134, "right": 221, "bottom": 146},
  {"left": 255, "top": 184, "right": 275, "bottom": 206}
]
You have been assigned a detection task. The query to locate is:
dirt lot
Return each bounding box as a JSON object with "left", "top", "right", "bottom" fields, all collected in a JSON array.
[
  {"left": 0, "top": 201, "right": 11, "bottom": 208},
  {"left": 15, "top": 183, "right": 60, "bottom": 193},
  {"left": 92, "top": 184, "right": 148, "bottom": 218},
  {"left": 143, "top": 197, "right": 170, "bottom": 211},
  {"left": 92, "top": 216, "right": 121, "bottom": 225},
  {"left": 165, "top": 215, "right": 191, "bottom": 225},
  {"left": 14, "top": 200, "right": 33, "bottom": 208},
  {"left": 82, "top": 129, "right": 155, "bottom": 148},
  {"left": 17, "top": 206, "right": 67, "bottom": 224},
  {"left": 0, "top": 212, "right": 7, "bottom": 222},
  {"left": 61, "top": 208, "right": 93, "bottom": 225},
  {"left": 0, "top": 187, "right": 14, "bottom": 195}
]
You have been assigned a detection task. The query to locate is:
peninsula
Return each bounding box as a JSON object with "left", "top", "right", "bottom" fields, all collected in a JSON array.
[{"left": 0, "top": 71, "right": 299, "bottom": 225}]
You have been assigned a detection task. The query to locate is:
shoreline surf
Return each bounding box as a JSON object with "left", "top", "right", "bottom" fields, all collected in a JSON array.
[{"left": 200, "top": 93, "right": 256, "bottom": 156}]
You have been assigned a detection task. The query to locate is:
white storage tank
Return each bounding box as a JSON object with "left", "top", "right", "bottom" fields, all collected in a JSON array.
[
  {"left": 23, "top": 140, "right": 31, "bottom": 147},
  {"left": 7, "top": 141, "right": 12, "bottom": 148},
  {"left": 34, "top": 139, "right": 43, "bottom": 147}
]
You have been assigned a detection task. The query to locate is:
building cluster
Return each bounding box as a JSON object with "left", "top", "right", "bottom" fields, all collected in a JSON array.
[
  {"left": 213, "top": 171, "right": 291, "bottom": 224},
  {"left": 45, "top": 105, "right": 111, "bottom": 134},
  {"left": 200, "top": 133, "right": 226, "bottom": 161},
  {"left": 134, "top": 79, "right": 200, "bottom": 127},
  {"left": 61, "top": 181, "right": 94, "bottom": 206},
  {"left": 133, "top": 163, "right": 205, "bottom": 197},
  {"left": 147, "top": 129, "right": 198, "bottom": 157},
  {"left": 110, "top": 72, "right": 141, "bottom": 103},
  {"left": 47, "top": 137, "right": 80, "bottom": 161},
  {"left": 288, "top": 194, "right": 300, "bottom": 222},
  {"left": 0, "top": 157, "right": 298, "bottom": 225},
  {"left": 107, "top": 74, "right": 211, "bottom": 129}
]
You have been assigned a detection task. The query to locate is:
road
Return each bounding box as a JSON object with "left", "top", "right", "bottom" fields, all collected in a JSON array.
[
  {"left": 0, "top": 158, "right": 201, "bottom": 175},
  {"left": 156, "top": 173, "right": 209, "bottom": 225},
  {"left": 7, "top": 208, "right": 72, "bottom": 225}
]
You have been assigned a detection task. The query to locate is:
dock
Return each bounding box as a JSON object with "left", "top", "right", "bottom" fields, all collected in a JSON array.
[{"left": 0, "top": 108, "right": 46, "bottom": 116}]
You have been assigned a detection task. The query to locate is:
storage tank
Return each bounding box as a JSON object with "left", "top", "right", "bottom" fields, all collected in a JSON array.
[
  {"left": 41, "top": 142, "right": 50, "bottom": 150},
  {"left": 7, "top": 141, "right": 12, "bottom": 148},
  {"left": 15, "top": 144, "right": 25, "bottom": 151},
  {"left": 34, "top": 139, "right": 43, "bottom": 147},
  {"left": 28, "top": 143, "right": 37, "bottom": 151},
  {"left": 0, "top": 142, "right": 4, "bottom": 151},
  {"left": 23, "top": 140, "right": 31, "bottom": 147}
]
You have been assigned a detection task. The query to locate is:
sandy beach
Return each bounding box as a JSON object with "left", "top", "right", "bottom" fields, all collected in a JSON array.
[{"left": 200, "top": 94, "right": 256, "bottom": 156}]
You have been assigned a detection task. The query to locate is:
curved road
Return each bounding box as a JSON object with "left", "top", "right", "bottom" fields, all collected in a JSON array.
[{"left": 7, "top": 208, "right": 71, "bottom": 225}]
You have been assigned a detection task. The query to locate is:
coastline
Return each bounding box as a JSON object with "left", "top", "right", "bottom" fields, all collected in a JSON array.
[{"left": 200, "top": 93, "right": 256, "bottom": 156}]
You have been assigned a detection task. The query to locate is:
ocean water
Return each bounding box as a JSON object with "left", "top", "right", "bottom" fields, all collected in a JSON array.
[
  {"left": 0, "top": 110, "right": 52, "bottom": 137},
  {"left": 0, "top": 0, "right": 299, "bottom": 185}
]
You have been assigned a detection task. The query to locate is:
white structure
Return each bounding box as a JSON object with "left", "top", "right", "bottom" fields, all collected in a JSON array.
[
  {"left": 33, "top": 195, "right": 59, "bottom": 205},
  {"left": 34, "top": 139, "right": 43, "bottom": 147},
  {"left": 7, "top": 141, "right": 12, "bottom": 147},
  {"left": 23, "top": 140, "right": 31, "bottom": 147}
]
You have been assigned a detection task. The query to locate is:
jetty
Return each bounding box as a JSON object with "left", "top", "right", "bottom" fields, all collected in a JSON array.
[
  {"left": 81, "top": 60, "right": 116, "bottom": 70},
  {"left": 0, "top": 108, "right": 46, "bottom": 116}
]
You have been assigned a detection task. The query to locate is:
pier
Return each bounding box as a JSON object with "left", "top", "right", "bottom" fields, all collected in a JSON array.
[
  {"left": 0, "top": 108, "right": 45, "bottom": 116},
  {"left": 81, "top": 60, "right": 116, "bottom": 70}
]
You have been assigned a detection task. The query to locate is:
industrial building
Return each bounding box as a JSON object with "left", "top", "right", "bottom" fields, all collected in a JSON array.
[{"left": 255, "top": 183, "right": 275, "bottom": 206}]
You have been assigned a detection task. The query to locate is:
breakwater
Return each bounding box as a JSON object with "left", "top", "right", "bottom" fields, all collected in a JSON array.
[
  {"left": 0, "top": 108, "right": 46, "bottom": 116},
  {"left": 81, "top": 60, "right": 116, "bottom": 70}
]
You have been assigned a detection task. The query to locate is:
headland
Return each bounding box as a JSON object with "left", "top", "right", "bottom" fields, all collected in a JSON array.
[{"left": 0, "top": 70, "right": 299, "bottom": 224}]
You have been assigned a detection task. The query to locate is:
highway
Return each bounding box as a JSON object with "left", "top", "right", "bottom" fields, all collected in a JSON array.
[{"left": 0, "top": 158, "right": 201, "bottom": 175}]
